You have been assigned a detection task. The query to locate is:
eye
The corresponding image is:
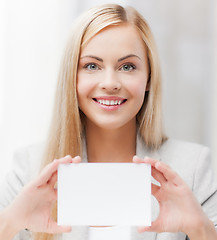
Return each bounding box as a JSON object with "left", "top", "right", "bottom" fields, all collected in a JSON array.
[
  {"left": 84, "top": 63, "right": 100, "bottom": 71},
  {"left": 120, "top": 63, "right": 136, "bottom": 72}
]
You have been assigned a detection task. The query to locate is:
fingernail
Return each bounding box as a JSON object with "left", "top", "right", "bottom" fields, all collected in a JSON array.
[
  {"left": 132, "top": 155, "right": 139, "bottom": 162},
  {"left": 73, "top": 156, "right": 81, "bottom": 160},
  {"left": 137, "top": 226, "right": 149, "bottom": 233},
  {"left": 137, "top": 226, "right": 143, "bottom": 233},
  {"left": 64, "top": 155, "right": 72, "bottom": 158}
]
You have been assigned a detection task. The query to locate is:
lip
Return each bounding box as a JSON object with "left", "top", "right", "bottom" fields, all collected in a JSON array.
[
  {"left": 92, "top": 96, "right": 127, "bottom": 111},
  {"left": 93, "top": 96, "right": 126, "bottom": 101}
]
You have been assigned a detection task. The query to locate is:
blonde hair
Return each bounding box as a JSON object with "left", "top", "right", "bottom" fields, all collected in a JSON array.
[{"left": 35, "top": 4, "right": 167, "bottom": 240}]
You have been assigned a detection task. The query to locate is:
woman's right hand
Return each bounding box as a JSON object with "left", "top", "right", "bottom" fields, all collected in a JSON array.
[{"left": 1, "top": 155, "right": 81, "bottom": 238}]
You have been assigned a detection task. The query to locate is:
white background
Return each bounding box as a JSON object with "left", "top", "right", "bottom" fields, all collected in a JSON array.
[{"left": 1, "top": 0, "right": 217, "bottom": 183}]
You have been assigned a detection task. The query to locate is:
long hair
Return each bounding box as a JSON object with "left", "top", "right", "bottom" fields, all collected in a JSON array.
[{"left": 34, "top": 4, "right": 166, "bottom": 240}]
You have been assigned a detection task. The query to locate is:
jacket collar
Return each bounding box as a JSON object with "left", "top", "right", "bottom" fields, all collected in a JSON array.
[{"left": 136, "top": 134, "right": 161, "bottom": 161}]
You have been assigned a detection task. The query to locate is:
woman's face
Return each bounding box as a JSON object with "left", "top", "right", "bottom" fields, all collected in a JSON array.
[{"left": 77, "top": 23, "right": 149, "bottom": 130}]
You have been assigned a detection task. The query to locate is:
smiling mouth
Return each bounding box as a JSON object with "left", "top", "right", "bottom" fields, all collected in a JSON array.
[{"left": 93, "top": 98, "right": 127, "bottom": 106}]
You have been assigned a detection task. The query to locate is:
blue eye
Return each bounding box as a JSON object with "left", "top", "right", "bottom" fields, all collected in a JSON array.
[
  {"left": 121, "top": 64, "right": 136, "bottom": 71},
  {"left": 84, "top": 63, "right": 99, "bottom": 71}
]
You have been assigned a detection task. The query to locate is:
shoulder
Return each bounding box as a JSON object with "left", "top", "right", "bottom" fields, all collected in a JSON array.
[
  {"left": 6, "top": 142, "right": 46, "bottom": 191},
  {"left": 157, "top": 140, "right": 217, "bottom": 227},
  {"left": 0, "top": 143, "right": 45, "bottom": 210},
  {"left": 160, "top": 137, "right": 208, "bottom": 153},
  {"left": 12, "top": 142, "right": 45, "bottom": 178},
  {"left": 158, "top": 138, "right": 209, "bottom": 162},
  {"left": 157, "top": 138, "right": 212, "bottom": 189}
]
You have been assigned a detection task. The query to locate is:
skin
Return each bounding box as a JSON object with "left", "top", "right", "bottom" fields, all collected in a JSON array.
[
  {"left": 0, "top": 23, "right": 216, "bottom": 240},
  {"left": 77, "top": 23, "right": 149, "bottom": 164}
]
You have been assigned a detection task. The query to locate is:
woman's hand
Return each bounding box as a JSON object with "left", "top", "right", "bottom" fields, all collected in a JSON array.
[
  {"left": 2, "top": 155, "right": 81, "bottom": 237},
  {"left": 133, "top": 156, "right": 216, "bottom": 239}
]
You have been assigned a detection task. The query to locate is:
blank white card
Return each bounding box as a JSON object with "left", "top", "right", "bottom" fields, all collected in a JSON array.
[{"left": 58, "top": 163, "right": 151, "bottom": 226}]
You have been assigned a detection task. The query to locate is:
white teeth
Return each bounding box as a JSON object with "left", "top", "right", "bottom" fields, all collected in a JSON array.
[{"left": 96, "top": 99, "right": 124, "bottom": 106}]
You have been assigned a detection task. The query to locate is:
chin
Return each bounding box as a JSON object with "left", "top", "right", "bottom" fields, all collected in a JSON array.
[{"left": 94, "top": 118, "right": 136, "bottom": 131}]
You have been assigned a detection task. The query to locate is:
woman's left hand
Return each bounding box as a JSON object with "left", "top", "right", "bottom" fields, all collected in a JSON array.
[{"left": 132, "top": 156, "right": 216, "bottom": 239}]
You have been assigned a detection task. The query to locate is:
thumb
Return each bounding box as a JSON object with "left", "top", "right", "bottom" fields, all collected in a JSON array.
[
  {"left": 47, "top": 221, "right": 72, "bottom": 234},
  {"left": 137, "top": 220, "right": 160, "bottom": 233}
]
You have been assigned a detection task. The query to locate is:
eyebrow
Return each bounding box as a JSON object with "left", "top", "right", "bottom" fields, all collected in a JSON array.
[
  {"left": 80, "top": 54, "right": 141, "bottom": 62},
  {"left": 118, "top": 54, "right": 141, "bottom": 62},
  {"left": 80, "top": 55, "right": 103, "bottom": 62}
]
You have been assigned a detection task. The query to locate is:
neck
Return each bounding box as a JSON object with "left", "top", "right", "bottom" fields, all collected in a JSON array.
[{"left": 85, "top": 120, "right": 137, "bottom": 163}]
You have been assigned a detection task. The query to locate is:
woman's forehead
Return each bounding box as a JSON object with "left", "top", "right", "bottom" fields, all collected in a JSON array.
[{"left": 80, "top": 24, "right": 147, "bottom": 60}]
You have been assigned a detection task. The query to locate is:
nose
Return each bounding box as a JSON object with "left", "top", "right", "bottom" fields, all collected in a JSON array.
[{"left": 99, "top": 70, "right": 121, "bottom": 92}]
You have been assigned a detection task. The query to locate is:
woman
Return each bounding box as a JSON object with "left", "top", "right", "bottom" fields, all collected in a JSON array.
[{"left": 0, "top": 4, "right": 216, "bottom": 240}]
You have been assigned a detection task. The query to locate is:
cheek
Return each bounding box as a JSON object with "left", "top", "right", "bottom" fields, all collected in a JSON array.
[
  {"left": 76, "top": 80, "right": 85, "bottom": 99},
  {"left": 127, "top": 78, "right": 147, "bottom": 102},
  {"left": 77, "top": 74, "right": 95, "bottom": 99},
  {"left": 77, "top": 78, "right": 89, "bottom": 108}
]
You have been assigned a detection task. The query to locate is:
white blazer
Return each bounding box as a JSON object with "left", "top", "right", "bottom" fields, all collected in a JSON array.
[{"left": 0, "top": 135, "right": 217, "bottom": 240}]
